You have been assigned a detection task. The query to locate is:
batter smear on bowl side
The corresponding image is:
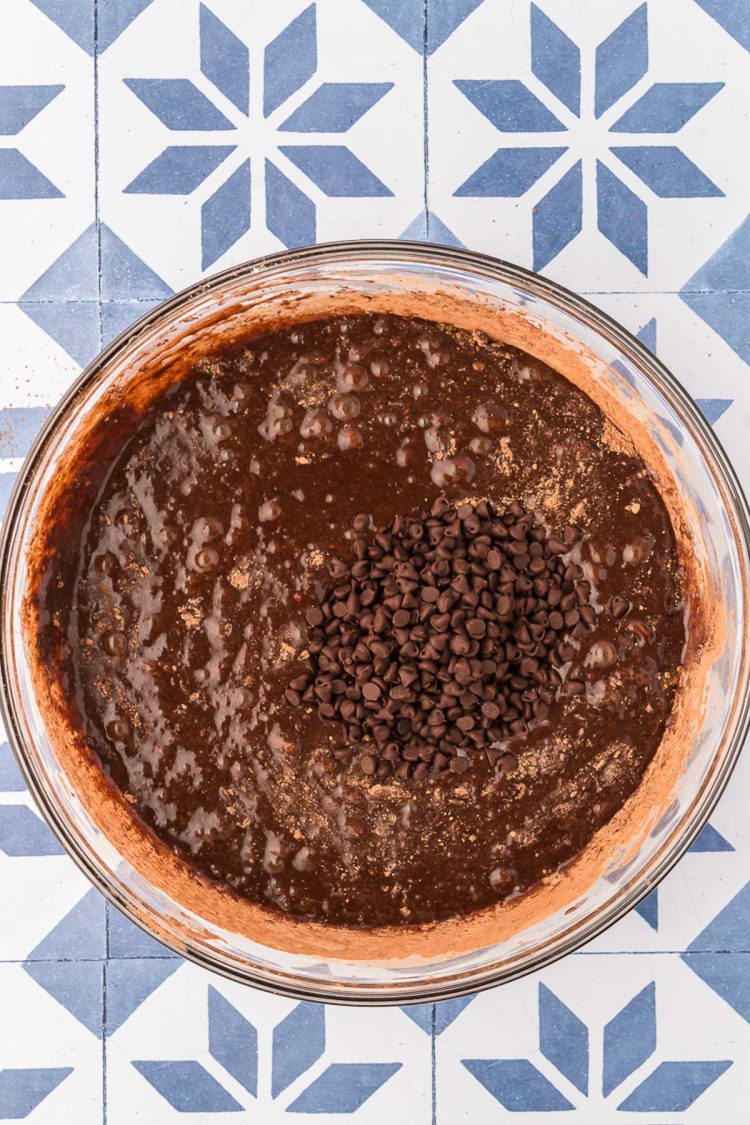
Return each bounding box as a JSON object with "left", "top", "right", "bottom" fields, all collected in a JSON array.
[{"left": 37, "top": 313, "right": 686, "bottom": 927}]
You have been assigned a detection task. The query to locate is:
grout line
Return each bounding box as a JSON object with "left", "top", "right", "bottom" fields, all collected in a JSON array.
[
  {"left": 431, "top": 1003, "right": 437, "bottom": 1125},
  {"left": 104, "top": 900, "right": 110, "bottom": 1123},
  {"left": 423, "top": 0, "right": 429, "bottom": 239},
  {"left": 1, "top": 949, "right": 750, "bottom": 967},
  {"left": 4, "top": 949, "right": 749, "bottom": 963},
  {"left": 102, "top": 962, "right": 108, "bottom": 1125},
  {"left": 571, "top": 949, "right": 749, "bottom": 956},
  {"left": 4, "top": 292, "right": 749, "bottom": 305},
  {"left": 4, "top": 954, "right": 177, "bottom": 963},
  {"left": 94, "top": 0, "right": 102, "bottom": 350},
  {"left": 9, "top": 298, "right": 160, "bottom": 306},
  {"left": 2, "top": 956, "right": 179, "bottom": 963}
]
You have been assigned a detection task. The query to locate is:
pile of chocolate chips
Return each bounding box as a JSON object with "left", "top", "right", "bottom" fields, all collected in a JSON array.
[{"left": 285, "top": 498, "right": 598, "bottom": 780}]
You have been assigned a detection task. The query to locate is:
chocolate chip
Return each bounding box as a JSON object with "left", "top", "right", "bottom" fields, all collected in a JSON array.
[
  {"left": 95, "top": 552, "right": 118, "bottom": 575},
  {"left": 580, "top": 604, "right": 597, "bottom": 628},
  {"left": 337, "top": 425, "right": 364, "bottom": 451},
  {"left": 103, "top": 631, "right": 127, "bottom": 657},
  {"left": 106, "top": 717, "right": 130, "bottom": 741},
  {"left": 300, "top": 408, "right": 333, "bottom": 439},
  {"left": 287, "top": 498, "right": 599, "bottom": 781},
  {"left": 329, "top": 392, "right": 360, "bottom": 421},
  {"left": 446, "top": 634, "right": 469, "bottom": 657},
  {"left": 610, "top": 596, "right": 632, "bottom": 620},
  {"left": 194, "top": 547, "right": 219, "bottom": 571},
  {"left": 341, "top": 363, "right": 369, "bottom": 391}
]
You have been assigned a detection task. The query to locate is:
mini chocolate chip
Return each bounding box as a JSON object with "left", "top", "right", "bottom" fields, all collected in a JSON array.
[
  {"left": 194, "top": 547, "right": 219, "bottom": 571},
  {"left": 300, "top": 408, "right": 333, "bottom": 439},
  {"left": 341, "top": 363, "right": 369, "bottom": 391},
  {"left": 107, "top": 718, "right": 130, "bottom": 741},
  {"left": 95, "top": 551, "right": 118, "bottom": 575},
  {"left": 580, "top": 604, "right": 597, "bottom": 628},
  {"left": 103, "top": 631, "right": 127, "bottom": 657},
  {"left": 338, "top": 425, "right": 364, "bottom": 451},
  {"left": 610, "top": 596, "right": 632, "bottom": 620},
  {"left": 450, "top": 634, "right": 471, "bottom": 656},
  {"left": 329, "top": 392, "right": 360, "bottom": 420},
  {"left": 286, "top": 498, "right": 598, "bottom": 782}
]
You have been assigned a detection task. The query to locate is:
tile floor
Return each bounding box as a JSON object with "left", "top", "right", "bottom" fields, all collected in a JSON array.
[{"left": 0, "top": 1, "right": 748, "bottom": 1120}]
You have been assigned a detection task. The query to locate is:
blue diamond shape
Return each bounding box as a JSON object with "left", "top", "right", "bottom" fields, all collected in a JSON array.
[
  {"left": 24, "top": 961, "right": 103, "bottom": 1036},
  {"left": 28, "top": 888, "right": 106, "bottom": 961}
]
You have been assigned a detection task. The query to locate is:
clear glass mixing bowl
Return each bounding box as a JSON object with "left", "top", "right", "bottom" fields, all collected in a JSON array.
[{"left": 1, "top": 241, "right": 748, "bottom": 1004}]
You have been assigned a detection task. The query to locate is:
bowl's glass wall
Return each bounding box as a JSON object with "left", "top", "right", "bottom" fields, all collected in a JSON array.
[{"left": 1, "top": 243, "right": 748, "bottom": 1002}]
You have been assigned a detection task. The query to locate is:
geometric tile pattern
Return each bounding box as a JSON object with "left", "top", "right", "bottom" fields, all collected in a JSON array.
[
  {"left": 452, "top": 5, "right": 724, "bottom": 273},
  {"left": 127, "top": 990, "right": 404, "bottom": 1113},
  {"left": 119, "top": 4, "right": 397, "bottom": 267},
  {"left": 460, "top": 981, "right": 731, "bottom": 1112},
  {"left": 0, "top": 0, "right": 749, "bottom": 1120}
]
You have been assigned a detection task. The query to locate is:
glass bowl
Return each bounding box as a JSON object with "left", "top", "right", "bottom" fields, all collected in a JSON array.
[{"left": 1, "top": 241, "right": 748, "bottom": 1004}]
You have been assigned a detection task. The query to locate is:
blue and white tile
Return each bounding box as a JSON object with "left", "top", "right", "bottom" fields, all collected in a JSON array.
[
  {"left": 98, "top": 0, "right": 424, "bottom": 292},
  {"left": 0, "top": 732, "right": 103, "bottom": 962},
  {"left": 435, "top": 953, "right": 749, "bottom": 1122},
  {"left": 0, "top": 0, "right": 747, "bottom": 1120},
  {"left": 106, "top": 961, "right": 430, "bottom": 1122},
  {"left": 587, "top": 748, "right": 749, "bottom": 953},
  {"left": 568, "top": 286, "right": 749, "bottom": 954},
  {"left": 0, "top": 302, "right": 84, "bottom": 412},
  {"left": 0, "top": 964, "right": 101, "bottom": 1122},
  {"left": 0, "top": 303, "right": 86, "bottom": 521},
  {"left": 428, "top": 0, "right": 750, "bottom": 292},
  {"left": 0, "top": 1, "right": 94, "bottom": 300},
  {"left": 0, "top": 838, "right": 99, "bottom": 963},
  {"left": 588, "top": 290, "right": 750, "bottom": 494}
]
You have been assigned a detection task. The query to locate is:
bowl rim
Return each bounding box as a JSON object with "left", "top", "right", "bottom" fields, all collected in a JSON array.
[{"left": 1, "top": 237, "right": 749, "bottom": 1004}]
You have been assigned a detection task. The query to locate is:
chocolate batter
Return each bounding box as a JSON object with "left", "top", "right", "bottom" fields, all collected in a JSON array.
[{"left": 37, "top": 314, "right": 686, "bottom": 927}]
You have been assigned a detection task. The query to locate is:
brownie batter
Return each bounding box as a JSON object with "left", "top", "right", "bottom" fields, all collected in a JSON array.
[{"left": 37, "top": 314, "right": 686, "bottom": 927}]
